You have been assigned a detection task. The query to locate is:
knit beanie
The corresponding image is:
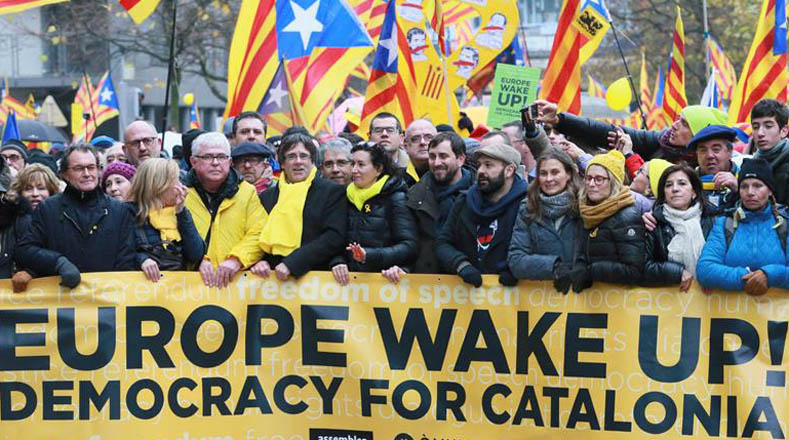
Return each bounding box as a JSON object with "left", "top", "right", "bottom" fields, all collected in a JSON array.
[
  {"left": 101, "top": 161, "right": 137, "bottom": 187},
  {"left": 680, "top": 106, "right": 729, "bottom": 135},
  {"left": 648, "top": 159, "right": 673, "bottom": 197},
  {"left": 738, "top": 158, "right": 775, "bottom": 194},
  {"left": 587, "top": 150, "right": 626, "bottom": 184},
  {"left": 1, "top": 140, "right": 28, "bottom": 161}
]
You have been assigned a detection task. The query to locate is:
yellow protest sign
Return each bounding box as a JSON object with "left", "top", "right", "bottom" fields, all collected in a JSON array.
[{"left": 1, "top": 272, "right": 787, "bottom": 439}]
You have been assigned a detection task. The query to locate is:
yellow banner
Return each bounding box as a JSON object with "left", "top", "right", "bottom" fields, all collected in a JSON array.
[{"left": 1, "top": 272, "right": 788, "bottom": 440}]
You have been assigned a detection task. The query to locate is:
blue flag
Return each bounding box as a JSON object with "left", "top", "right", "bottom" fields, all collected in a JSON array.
[{"left": 2, "top": 111, "right": 20, "bottom": 144}]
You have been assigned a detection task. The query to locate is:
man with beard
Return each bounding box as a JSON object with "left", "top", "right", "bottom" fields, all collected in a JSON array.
[
  {"left": 407, "top": 132, "right": 473, "bottom": 273},
  {"left": 535, "top": 100, "right": 728, "bottom": 166},
  {"left": 436, "top": 143, "right": 528, "bottom": 287}
]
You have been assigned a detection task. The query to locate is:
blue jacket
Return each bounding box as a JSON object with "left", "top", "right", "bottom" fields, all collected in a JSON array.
[
  {"left": 697, "top": 204, "right": 789, "bottom": 290},
  {"left": 508, "top": 202, "right": 585, "bottom": 280}
]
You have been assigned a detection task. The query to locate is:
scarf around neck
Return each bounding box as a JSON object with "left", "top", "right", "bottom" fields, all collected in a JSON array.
[
  {"left": 149, "top": 206, "right": 181, "bottom": 244},
  {"left": 580, "top": 187, "right": 634, "bottom": 229},
  {"left": 347, "top": 175, "right": 390, "bottom": 211},
  {"left": 755, "top": 138, "right": 788, "bottom": 164},
  {"left": 663, "top": 202, "right": 705, "bottom": 276},
  {"left": 539, "top": 191, "right": 571, "bottom": 221},
  {"left": 259, "top": 167, "right": 317, "bottom": 257}
]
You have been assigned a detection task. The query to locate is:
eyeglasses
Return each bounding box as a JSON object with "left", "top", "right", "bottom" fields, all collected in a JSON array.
[
  {"left": 371, "top": 126, "right": 398, "bottom": 135},
  {"left": 195, "top": 154, "right": 230, "bottom": 163},
  {"left": 69, "top": 164, "right": 98, "bottom": 174},
  {"left": 409, "top": 134, "right": 434, "bottom": 144},
  {"left": 284, "top": 152, "right": 311, "bottom": 162},
  {"left": 126, "top": 136, "right": 157, "bottom": 148},
  {"left": 584, "top": 175, "right": 610, "bottom": 185},
  {"left": 233, "top": 156, "right": 268, "bottom": 167},
  {"left": 323, "top": 159, "right": 350, "bottom": 169},
  {"left": 2, "top": 153, "right": 22, "bottom": 161}
]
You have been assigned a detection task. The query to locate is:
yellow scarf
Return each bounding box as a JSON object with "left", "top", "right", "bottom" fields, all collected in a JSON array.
[
  {"left": 347, "top": 175, "right": 389, "bottom": 211},
  {"left": 406, "top": 160, "right": 420, "bottom": 183},
  {"left": 579, "top": 187, "right": 634, "bottom": 229},
  {"left": 259, "top": 167, "right": 316, "bottom": 256},
  {"left": 149, "top": 206, "right": 181, "bottom": 243}
]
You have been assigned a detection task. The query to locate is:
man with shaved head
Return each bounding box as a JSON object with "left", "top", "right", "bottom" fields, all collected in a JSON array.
[
  {"left": 404, "top": 118, "right": 438, "bottom": 183},
  {"left": 123, "top": 120, "right": 163, "bottom": 166}
]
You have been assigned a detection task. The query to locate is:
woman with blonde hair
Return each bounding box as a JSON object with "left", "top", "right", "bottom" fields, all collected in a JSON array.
[
  {"left": 10, "top": 163, "right": 61, "bottom": 209},
  {"left": 127, "top": 158, "right": 205, "bottom": 282}
]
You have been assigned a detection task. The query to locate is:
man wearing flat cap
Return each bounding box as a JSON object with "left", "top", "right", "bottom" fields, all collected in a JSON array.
[
  {"left": 231, "top": 141, "right": 276, "bottom": 194},
  {"left": 688, "top": 124, "right": 741, "bottom": 212},
  {"left": 1, "top": 140, "right": 28, "bottom": 173},
  {"left": 435, "top": 142, "right": 528, "bottom": 287}
]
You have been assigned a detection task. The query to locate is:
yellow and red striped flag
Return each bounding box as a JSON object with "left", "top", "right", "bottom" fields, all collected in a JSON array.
[
  {"left": 189, "top": 101, "right": 201, "bottom": 130},
  {"left": 75, "top": 71, "right": 120, "bottom": 142},
  {"left": 71, "top": 74, "right": 93, "bottom": 139},
  {"left": 661, "top": 7, "right": 687, "bottom": 126},
  {"left": 359, "top": 0, "right": 418, "bottom": 134},
  {"left": 0, "top": 0, "right": 66, "bottom": 15},
  {"left": 728, "top": 0, "right": 788, "bottom": 124},
  {"left": 348, "top": 0, "right": 387, "bottom": 45},
  {"left": 587, "top": 75, "right": 606, "bottom": 99},
  {"left": 639, "top": 52, "right": 651, "bottom": 110},
  {"left": 706, "top": 37, "right": 737, "bottom": 101},
  {"left": 577, "top": 0, "right": 611, "bottom": 65},
  {"left": 539, "top": 0, "right": 583, "bottom": 114},
  {"left": 118, "top": 0, "right": 162, "bottom": 24},
  {"left": 1, "top": 95, "right": 36, "bottom": 120}
]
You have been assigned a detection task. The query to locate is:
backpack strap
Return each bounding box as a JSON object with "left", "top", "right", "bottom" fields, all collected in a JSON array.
[{"left": 776, "top": 219, "right": 788, "bottom": 254}]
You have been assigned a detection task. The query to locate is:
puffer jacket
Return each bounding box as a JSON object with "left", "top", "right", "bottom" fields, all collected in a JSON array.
[
  {"left": 697, "top": 204, "right": 789, "bottom": 290},
  {"left": 643, "top": 203, "right": 716, "bottom": 286},
  {"left": 583, "top": 204, "right": 645, "bottom": 284},
  {"left": 508, "top": 202, "right": 585, "bottom": 280},
  {"left": 0, "top": 197, "right": 31, "bottom": 278},
  {"left": 334, "top": 175, "right": 418, "bottom": 272},
  {"left": 184, "top": 168, "right": 265, "bottom": 268}
]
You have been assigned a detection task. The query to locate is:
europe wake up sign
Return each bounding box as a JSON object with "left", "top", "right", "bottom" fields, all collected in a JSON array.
[
  {"left": 487, "top": 64, "right": 541, "bottom": 129},
  {"left": 0, "top": 271, "right": 788, "bottom": 440}
]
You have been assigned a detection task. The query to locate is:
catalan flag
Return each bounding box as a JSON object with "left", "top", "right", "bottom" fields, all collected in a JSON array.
[
  {"left": 706, "top": 37, "right": 737, "bottom": 101},
  {"left": 1, "top": 95, "right": 36, "bottom": 120},
  {"left": 189, "top": 101, "right": 201, "bottom": 130},
  {"left": 76, "top": 71, "right": 120, "bottom": 142},
  {"left": 0, "top": 0, "right": 66, "bottom": 15},
  {"left": 639, "top": 52, "right": 651, "bottom": 111},
  {"left": 359, "top": 0, "right": 418, "bottom": 133},
  {"left": 259, "top": 63, "right": 294, "bottom": 136},
  {"left": 539, "top": 0, "right": 583, "bottom": 114},
  {"left": 71, "top": 74, "right": 94, "bottom": 139},
  {"left": 661, "top": 7, "right": 687, "bottom": 126},
  {"left": 647, "top": 67, "right": 667, "bottom": 130},
  {"left": 587, "top": 75, "right": 606, "bottom": 99},
  {"left": 347, "top": 0, "right": 386, "bottom": 44},
  {"left": 728, "top": 0, "right": 788, "bottom": 124},
  {"left": 118, "top": 0, "right": 162, "bottom": 24}
]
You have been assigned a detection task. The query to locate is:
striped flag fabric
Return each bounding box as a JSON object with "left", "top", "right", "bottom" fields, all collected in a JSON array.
[
  {"left": 661, "top": 7, "right": 687, "bottom": 126},
  {"left": 539, "top": 0, "right": 583, "bottom": 114},
  {"left": 1, "top": 95, "right": 37, "bottom": 120},
  {"left": 587, "top": 75, "right": 606, "bottom": 99},
  {"left": 700, "top": 70, "right": 723, "bottom": 109},
  {"left": 647, "top": 67, "right": 667, "bottom": 130},
  {"left": 0, "top": 0, "right": 66, "bottom": 15},
  {"left": 639, "top": 52, "right": 651, "bottom": 110},
  {"left": 118, "top": 0, "right": 162, "bottom": 24},
  {"left": 258, "top": 63, "right": 294, "bottom": 136},
  {"left": 347, "top": 0, "right": 386, "bottom": 45},
  {"left": 728, "top": 0, "right": 788, "bottom": 124},
  {"left": 75, "top": 71, "right": 120, "bottom": 142},
  {"left": 706, "top": 37, "right": 737, "bottom": 101},
  {"left": 576, "top": 0, "right": 611, "bottom": 65},
  {"left": 189, "top": 101, "right": 201, "bottom": 130},
  {"left": 359, "top": 0, "right": 418, "bottom": 133}
]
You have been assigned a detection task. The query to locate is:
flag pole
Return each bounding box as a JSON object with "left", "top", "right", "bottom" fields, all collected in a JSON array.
[
  {"left": 608, "top": 18, "right": 647, "bottom": 129},
  {"left": 160, "top": 0, "right": 179, "bottom": 148},
  {"left": 81, "top": 70, "right": 99, "bottom": 140},
  {"left": 702, "top": 0, "right": 712, "bottom": 77}
]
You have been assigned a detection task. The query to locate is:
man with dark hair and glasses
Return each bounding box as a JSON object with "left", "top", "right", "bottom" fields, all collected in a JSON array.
[
  {"left": 368, "top": 112, "right": 409, "bottom": 172},
  {"left": 16, "top": 144, "right": 137, "bottom": 290},
  {"left": 123, "top": 120, "right": 162, "bottom": 166},
  {"left": 185, "top": 132, "right": 266, "bottom": 288}
]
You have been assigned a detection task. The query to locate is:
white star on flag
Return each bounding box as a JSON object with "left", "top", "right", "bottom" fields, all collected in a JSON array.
[
  {"left": 378, "top": 34, "right": 398, "bottom": 68},
  {"left": 100, "top": 88, "right": 113, "bottom": 103},
  {"left": 283, "top": 0, "right": 324, "bottom": 51},
  {"left": 266, "top": 82, "right": 288, "bottom": 108}
]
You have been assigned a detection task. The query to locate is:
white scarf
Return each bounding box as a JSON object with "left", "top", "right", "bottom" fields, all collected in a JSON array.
[{"left": 663, "top": 202, "right": 705, "bottom": 276}]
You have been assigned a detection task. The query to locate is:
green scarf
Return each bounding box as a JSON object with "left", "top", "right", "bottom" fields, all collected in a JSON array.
[{"left": 347, "top": 175, "right": 390, "bottom": 211}]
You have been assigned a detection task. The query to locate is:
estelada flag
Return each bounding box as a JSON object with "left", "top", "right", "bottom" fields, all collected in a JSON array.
[
  {"left": 0, "top": 0, "right": 66, "bottom": 15},
  {"left": 119, "top": 0, "right": 162, "bottom": 24}
]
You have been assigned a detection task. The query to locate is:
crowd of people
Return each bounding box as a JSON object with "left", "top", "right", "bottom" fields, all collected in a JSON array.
[{"left": 1, "top": 99, "right": 788, "bottom": 295}]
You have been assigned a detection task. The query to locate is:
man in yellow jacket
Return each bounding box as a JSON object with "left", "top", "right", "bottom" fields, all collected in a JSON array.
[{"left": 185, "top": 132, "right": 266, "bottom": 287}]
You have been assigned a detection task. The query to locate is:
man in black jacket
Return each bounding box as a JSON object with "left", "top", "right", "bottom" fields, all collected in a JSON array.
[
  {"left": 16, "top": 145, "right": 136, "bottom": 288},
  {"left": 436, "top": 143, "right": 528, "bottom": 287},
  {"left": 254, "top": 133, "right": 347, "bottom": 280},
  {"left": 407, "top": 132, "right": 472, "bottom": 273}
]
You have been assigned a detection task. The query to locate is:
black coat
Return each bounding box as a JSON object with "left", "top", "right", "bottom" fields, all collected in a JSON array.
[
  {"left": 0, "top": 198, "right": 32, "bottom": 278},
  {"left": 260, "top": 176, "right": 347, "bottom": 277},
  {"left": 582, "top": 204, "right": 645, "bottom": 284},
  {"left": 643, "top": 203, "right": 716, "bottom": 285},
  {"left": 16, "top": 185, "right": 137, "bottom": 274},
  {"left": 334, "top": 175, "right": 418, "bottom": 272}
]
